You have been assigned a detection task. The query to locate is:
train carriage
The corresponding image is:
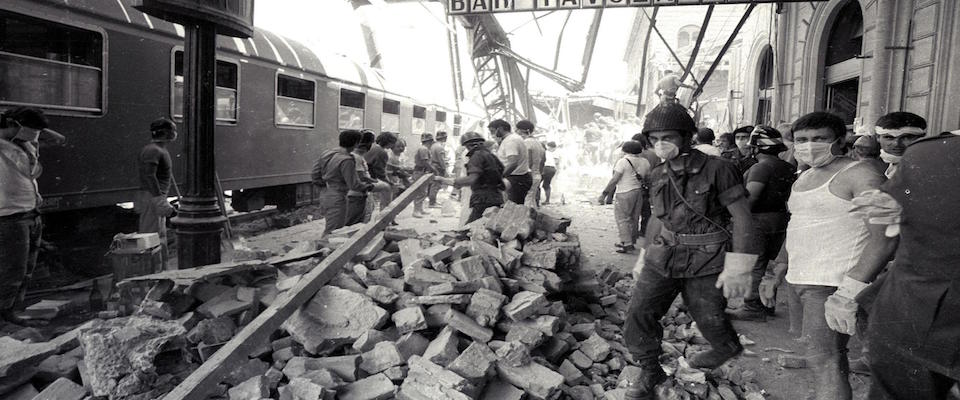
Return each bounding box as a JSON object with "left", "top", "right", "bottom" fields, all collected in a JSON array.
[{"left": 1, "top": 0, "right": 482, "bottom": 224}]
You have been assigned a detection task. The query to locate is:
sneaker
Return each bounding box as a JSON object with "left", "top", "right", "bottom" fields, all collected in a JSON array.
[
  {"left": 623, "top": 362, "right": 667, "bottom": 400},
  {"left": 688, "top": 341, "right": 743, "bottom": 369}
]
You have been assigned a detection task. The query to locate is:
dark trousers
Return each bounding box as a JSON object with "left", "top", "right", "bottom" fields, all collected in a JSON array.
[
  {"left": 623, "top": 265, "right": 739, "bottom": 362},
  {"left": 318, "top": 188, "right": 347, "bottom": 235},
  {"left": 639, "top": 195, "right": 651, "bottom": 236},
  {"left": 541, "top": 166, "right": 556, "bottom": 190},
  {"left": 744, "top": 212, "right": 789, "bottom": 307},
  {"left": 345, "top": 195, "right": 367, "bottom": 226},
  {"left": 0, "top": 211, "right": 42, "bottom": 311},
  {"left": 868, "top": 343, "right": 959, "bottom": 400},
  {"left": 467, "top": 189, "right": 504, "bottom": 224},
  {"left": 505, "top": 173, "right": 532, "bottom": 205}
]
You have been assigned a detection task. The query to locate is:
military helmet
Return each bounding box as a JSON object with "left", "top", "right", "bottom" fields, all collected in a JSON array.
[{"left": 460, "top": 131, "right": 485, "bottom": 146}]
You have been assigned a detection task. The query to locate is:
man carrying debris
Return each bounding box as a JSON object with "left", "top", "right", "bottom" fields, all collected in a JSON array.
[
  {"left": 312, "top": 130, "right": 372, "bottom": 236},
  {"left": 427, "top": 131, "right": 449, "bottom": 208},
  {"left": 438, "top": 132, "right": 505, "bottom": 223},
  {"left": 411, "top": 133, "right": 437, "bottom": 218},
  {"left": 624, "top": 104, "right": 758, "bottom": 400},
  {"left": 489, "top": 119, "right": 531, "bottom": 205},
  {"left": 135, "top": 118, "right": 178, "bottom": 235},
  {"left": 0, "top": 107, "right": 65, "bottom": 325},
  {"left": 517, "top": 120, "right": 546, "bottom": 207}
]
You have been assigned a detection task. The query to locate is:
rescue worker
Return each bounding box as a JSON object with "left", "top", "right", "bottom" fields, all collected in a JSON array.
[
  {"left": 412, "top": 133, "right": 437, "bottom": 218},
  {"left": 762, "top": 112, "right": 894, "bottom": 400},
  {"left": 439, "top": 132, "right": 505, "bottom": 223},
  {"left": 849, "top": 132, "right": 960, "bottom": 400},
  {"left": 623, "top": 104, "right": 758, "bottom": 400},
  {"left": 346, "top": 130, "right": 378, "bottom": 225},
  {"left": 656, "top": 69, "right": 695, "bottom": 105},
  {"left": 365, "top": 131, "right": 398, "bottom": 211},
  {"left": 517, "top": 120, "right": 546, "bottom": 207},
  {"left": 489, "top": 119, "right": 532, "bottom": 204},
  {"left": 135, "top": 118, "right": 178, "bottom": 235},
  {"left": 428, "top": 131, "right": 449, "bottom": 208},
  {"left": 874, "top": 112, "right": 927, "bottom": 178},
  {"left": 732, "top": 126, "right": 758, "bottom": 173},
  {"left": 0, "top": 107, "right": 64, "bottom": 325},
  {"left": 312, "top": 130, "right": 372, "bottom": 236},
  {"left": 728, "top": 126, "right": 794, "bottom": 321}
]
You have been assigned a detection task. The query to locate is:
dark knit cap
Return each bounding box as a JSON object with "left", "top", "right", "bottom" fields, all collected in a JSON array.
[
  {"left": 642, "top": 104, "right": 696, "bottom": 136},
  {"left": 621, "top": 140, "right": 644, "bottom": 155}
]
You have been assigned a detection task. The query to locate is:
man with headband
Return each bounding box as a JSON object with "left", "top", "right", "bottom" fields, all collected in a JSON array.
[{"left": 874, "top": 112, "right": 927, "bottom": 178}]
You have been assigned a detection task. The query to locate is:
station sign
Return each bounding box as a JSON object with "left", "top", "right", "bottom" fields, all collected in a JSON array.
[
  {"left": 447, "top": 0, "right": 822, "bottom": 15},
  {"left": 133, "top": 0, "right": 254, "bottom": 38}
]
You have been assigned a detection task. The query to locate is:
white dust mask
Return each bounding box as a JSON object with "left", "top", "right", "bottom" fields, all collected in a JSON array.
[
  {"left": 654, "top": 141, "right": 680, "bottom": 160},
  {"left": 794, "top": 141, "right": 837, "bottom": 168},
  {"left": 879, "top": 149, "right": 902, "bottom": 164}
]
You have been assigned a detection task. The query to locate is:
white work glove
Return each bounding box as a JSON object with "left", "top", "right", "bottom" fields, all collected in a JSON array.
[
  {"left": 632, "top": 248, "right": 647, "bottom": 281},
  {"left": 824, "top": 276, "right": 869, "bottom": 335},
  {"left": 715, "top": 252, "right": 758, "bottom": 299},
  {"left": 758, "top": 261, "right": 788, "bottom": 308},
  {"left": 152, "top": 196, "right": 175, "bottom": 218},
  {"left": 851, "top": 189, "right": 902, "bottom": 237},
  {"left": 371, "top": 180, "right": 393, "bottom": 192}
]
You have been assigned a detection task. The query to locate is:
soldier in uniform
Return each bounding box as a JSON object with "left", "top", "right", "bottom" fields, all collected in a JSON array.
[
  {"left": 623, "top": 104, "right": 758, "bottom": 400},
  {"left": 439, "top": 132, "right": 505, "bottom": 223},
  {"left": 312, "top": 130, "right": 371, "bottom": 236}
]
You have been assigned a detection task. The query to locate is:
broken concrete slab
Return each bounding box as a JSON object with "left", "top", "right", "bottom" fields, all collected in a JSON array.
[
  {"left": 32, "top": 377, "right": 86, "bottom": 400},
  {"left": 495, "top": 359, "right": 564, "bottom": 400},
  {"left": 422, "top": 327, "right": 460, "bottom": 367},
  {"left": 366, "top": 285, "right": 400, "bottom": 305},
  {"left": 398, "top": 239, "right": 423, "bottom": 268},
  {"left": 580, "top": 333, "right": 612, "bottom": 362},
  {"left": 360, "top": 341, "right": 404, "bottom": 375},
  {"left": 357, "top": 233, "right": 387, "bottom": 262},
  {"left": 443, "top": 309, "right": 493, "bottom": 343},
  {"left": 447, "top": 342, "right": 497, "bottom": 383},
  {"left": 0, "top": 337, "right": 56, "bottom": 379},
  {"left": 283, "top": 355, "right": 360, "bottom": 383},
  {"left": 279, "top": 377, "right": 332, "bottom": 400},
  {"left": 392, "top": 307, "right": 428, "bottom": 334},
  {"left": 337, "top": 373, "right": 396, "bottom": 400},
  {"left": 281, "top": 286, "right": 389, "bottom": 353},
  {"left": 465, "top": 288, "right": 506, "bottom": 327},
  {"left": 186, "top": 316, "right": 236, "bottom": 345},
  {"left": 227, "top": 375, "right": 269, "bottom": 400},
  {"left": 352, "top": 329, "right": 393, "bottom": 353},
  {"left": 495, "top": 341, "right": 531, "bottom": 368},
  {"left": 448, "top": 256, "right": 488, "bottom": 282},
  {"left": 502, "top": 291, "right": 549, "bottom": 321},
  {"left": 424, "top": 281, "right": 481, "bottom": 296},
  {"left": 418, "top": 245, "right": 453, "bottom": 263},
  {"left": 480, "top": 379, "right": 524, "bottom": 400},
  {"left": 412, "top": 294, "right": 471, "bottom": 306}
]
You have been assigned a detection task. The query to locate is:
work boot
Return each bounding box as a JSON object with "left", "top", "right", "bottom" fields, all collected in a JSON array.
[
  {"left": 623, "top": 361, "right": 667, "bottom": 400},
  {"left": 727, "top": 300, "right": 768, "bottom": 322},
  {"left": 688, "top": 341, "right": 743, "bottom": 369}
]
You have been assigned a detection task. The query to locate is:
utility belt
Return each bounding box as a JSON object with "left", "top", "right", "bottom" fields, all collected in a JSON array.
[
  {"left": 0, "top": 209, "right": 40, "bottom": 222},
  {"left": 659, "top": 228, "right": 729, "bottom": 246}
]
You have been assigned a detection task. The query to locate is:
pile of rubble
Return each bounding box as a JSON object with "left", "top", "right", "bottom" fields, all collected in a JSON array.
[{"left": 0, "top": 201, "right": 769, "bottom": 400}]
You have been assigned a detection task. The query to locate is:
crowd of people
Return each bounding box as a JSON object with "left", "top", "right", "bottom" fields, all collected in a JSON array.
[{"left": 603, "top": 103, "right": 959, "bottom": 400}]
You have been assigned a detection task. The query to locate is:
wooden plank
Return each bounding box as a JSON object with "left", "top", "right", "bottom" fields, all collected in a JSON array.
[{"left": 162, "top": 174, "right": 434, "bottom": 400}]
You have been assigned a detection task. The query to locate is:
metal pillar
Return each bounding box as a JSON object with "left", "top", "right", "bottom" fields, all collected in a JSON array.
[{"left": 171, "top": 21, "right": 227, "bottom": 269}]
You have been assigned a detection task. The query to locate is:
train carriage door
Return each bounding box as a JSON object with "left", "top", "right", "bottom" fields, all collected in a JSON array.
[
  {"left": 822, "top": 0, "right": 863, "bottom": 126},
  {"left": 339, "top": 88, "right": 365, "bottom": 130}
]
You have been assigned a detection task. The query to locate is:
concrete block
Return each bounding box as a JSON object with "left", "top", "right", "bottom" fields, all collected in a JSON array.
[
  {"left": 228, "top": 375, "right": 269, "bottom": 400},
  {"left": 281, "top": 286, "right": 389, "bottom": 353},
  {"left": 35, "top": 352, "right": 80, "bottom": 383},
  {"left": 396, "top": 378, "right": 472, "bottom": 400},
  {"left": 447, "top": 342, "right": 497, "bottom": 383},
  {"left": 424, "top": 281, "right": 481, "bottom": 296},
  {"left": 352, "top": 329, "right": 393, "bottom": 352},
  {"left": 371, "top": 252, "right": 401, "bottom": 269},
  {"left": 505, "top": 324, "right": 545, "bottom": 347},
  {"left": 566, "top": 385, "right": 595, "bottom": 400},
  {"left": 0, "top": 384, "right": 38, "bottom": 400},
  {"left": 449, "top": 256, "right": 488, "bottom": 282},
  {"left": 480, "top": 379, "right": 524, "bottom": 400},
  {"left": 466, "top": 288, "right": 506, "bottom": 327},
  {"left": 384, "top": 365, "right": 408, "bottom": 381},
  {"left": 495, "top": 341, "right": 531, "bottom": 367},
  {"left": 283, "top": 355, "right": 360, "bottom": 383},
  {"left": 477, "top": 276, "right": 503, "bottom": 293},
  {"left": 396, "top": 332, "right": 431, "bottom": 361},
  {"left": 360, "top": 341, "right": 404, "bottom": 374},
  {"left": 357, "top": 233, "right": 386, "bottom": 262},
  {"left": 521, "top": 242, "right": 558, "bottom": 270},
  {"left": 398, "top": 239, "right": 423, "bottom": 267},
  {"left": 337, "top": 373, "right": 396, "bottom": 400},
  {"left": 422, "top": 326, "right": 460, "bottom": 367},
  {"left": 412, "top": 294, "right": 471, "bottom": 306},
  {"left": 32, "top": 377, "right": 86, "bottom": 400},
  {"left": 403, "top": 265, "right": 458, "bottom": 288},
  {"left": 279, "top": 377, "right": 332, "bottom": 400},
  {"left": 418, "top": 245, "right": 453, "bottom": 263},
  {"left": 406, "top": 355, "right": 470, "bottom": 392},
  {"left": 495, "top": 359, "right": 564, "bottom": 400},
  {"left": 502, "top": 291, "right": 548, "bottom": 321},
  {"left": 423, "top": 304, "right": 452, "bottom": 328},
  {"left": 392, "top": 306, "right": 428, "bottom": 334},
  {"left": 196, "top": 287, "right": 253, "bottom": 318},
  {"left": 223, "top": 358, "right": 270, "bottom": 386},
  {"left": 366, "top": 285, "right": 399, "bottom": 305},
  {"left": 444, "top": 308, "right": 494, "bottom": 343},
  {"left": 569, "top": 350, "right": 593, "bottom": 369},
  {"left": 559, "top": 359, "right": 588, "bottom": 385},
  {"left": 299, "top": 368, "right": 346, "bottom": 389},
  {"left": 264, "top": 367, "right": 284, "bottom": 389},
  {"left": 580, "top": 333, "right": 611, "bottom": 362},
  {"left": 186, "top": 316, "right": 237, "bottom": 345}
]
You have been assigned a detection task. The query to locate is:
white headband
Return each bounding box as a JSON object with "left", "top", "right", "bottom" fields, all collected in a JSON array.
[{"left": 875, "top": 126, "right": 926, "bottom": 137}]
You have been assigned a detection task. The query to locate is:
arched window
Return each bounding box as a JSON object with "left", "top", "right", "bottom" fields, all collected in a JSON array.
[
  {"left": 756, "top": 46, "right": 774, "bottom": 125},
  {"left": 677, "top": 25, "right": 700, "bottom": 49},
  {"left": 823, "top": 0, "right": 863, "bottom": 125}
]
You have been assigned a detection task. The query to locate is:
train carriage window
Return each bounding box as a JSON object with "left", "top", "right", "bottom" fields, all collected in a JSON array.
[
  {"left": 381, "top": 98, "right": 400, "bottom": 132},
  {"left": 453, "top": 114, "right": 462, "bottom": 137},
  {"left": 412, "top": 105, "right": 426, "bottom": 133},
  {"left": 339, "top": 89, "right": 365, "bottom": 130},
  {"left": 173, "top": 51, "right": 239, "bottom": 123},
  {"left": 435, "top": 110, "right": 448, "bottom": 133},
  {"left": 0, "top": 10, "right": 103, "bottom": 113},
  {"left": 276, "top": 74, "right": 315, "bottom": 128}
]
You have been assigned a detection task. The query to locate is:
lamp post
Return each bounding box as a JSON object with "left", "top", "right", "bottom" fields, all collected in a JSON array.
[{"left": 134, "top": 0, "right": 254, "bottom": 269}]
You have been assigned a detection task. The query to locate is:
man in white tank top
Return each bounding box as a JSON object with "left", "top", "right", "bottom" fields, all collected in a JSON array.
[{"left": 768, "top": 112, "right": 896, "bottom": 400}]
